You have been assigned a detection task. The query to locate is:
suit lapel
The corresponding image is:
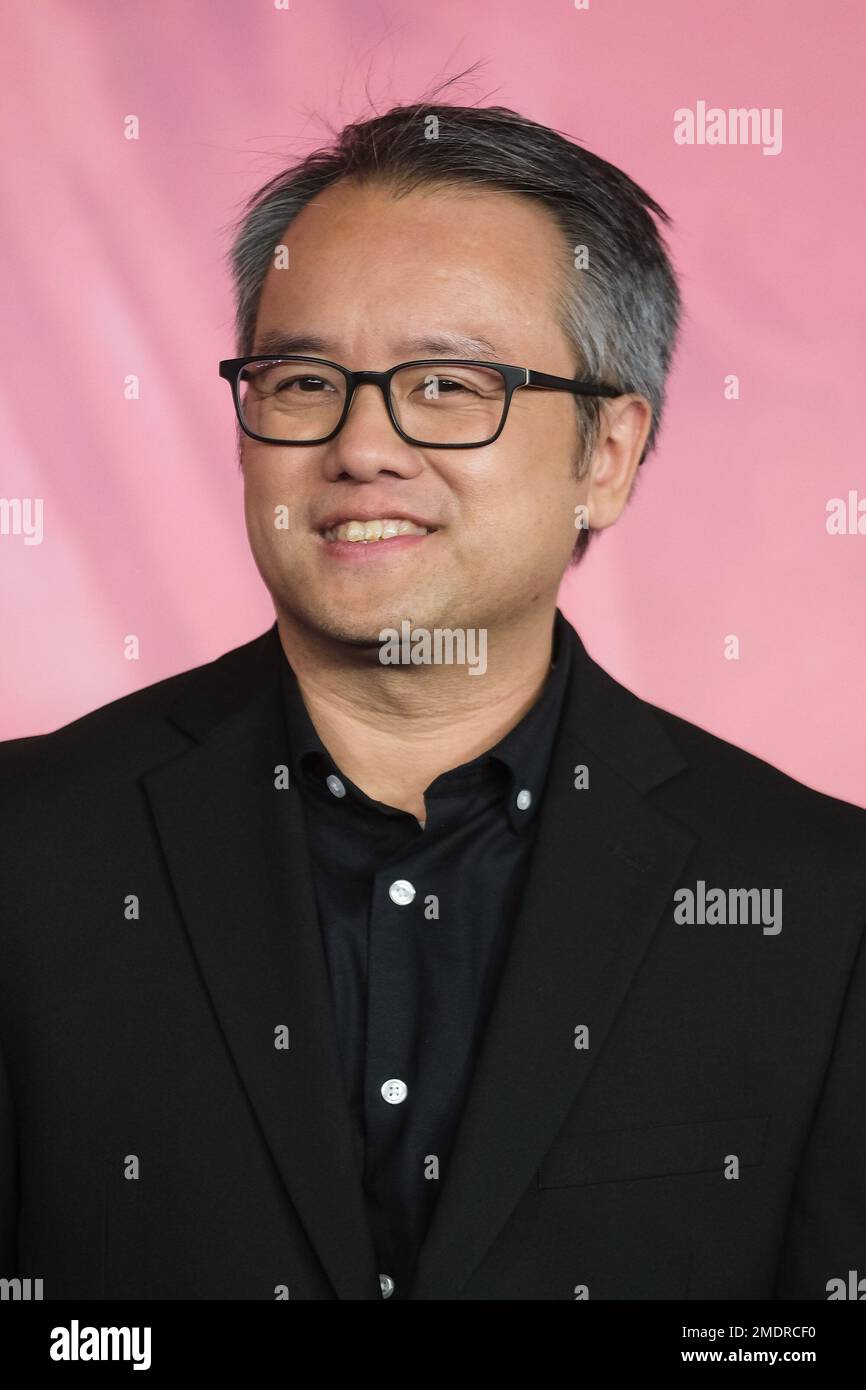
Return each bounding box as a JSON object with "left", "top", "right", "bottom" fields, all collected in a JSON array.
[
  {"left": 142, "top": 627, "right": 379, "bottom": 1300},
  {"left": 409, "top": 620, "right": 697, "bottom": 1299}
]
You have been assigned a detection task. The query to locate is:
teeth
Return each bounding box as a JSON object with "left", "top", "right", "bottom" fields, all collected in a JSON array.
[{"left": 322, "top": 518, "right": 432, "bottom": 543}]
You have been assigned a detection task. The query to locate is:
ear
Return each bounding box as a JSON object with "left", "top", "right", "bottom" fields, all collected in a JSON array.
[{"left": 584, "top": 395, "right": 653, "bottom": 530}]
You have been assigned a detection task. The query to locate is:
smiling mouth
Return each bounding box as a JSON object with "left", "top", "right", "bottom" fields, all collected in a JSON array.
[{"left": 320, "top": 518, "right": 436, "bottom": 544}]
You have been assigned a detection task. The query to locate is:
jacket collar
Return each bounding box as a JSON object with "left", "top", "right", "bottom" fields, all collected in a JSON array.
[
  {"left": 164, "top": 611, "right": 686, "bottom": 796},
  {"left": 277, "top": 608, "right": 574, "bottom": 834}
]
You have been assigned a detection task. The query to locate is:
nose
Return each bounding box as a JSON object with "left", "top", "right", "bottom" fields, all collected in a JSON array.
[{"left": 322, "top": 378, "right": 421, "bottom": 482}]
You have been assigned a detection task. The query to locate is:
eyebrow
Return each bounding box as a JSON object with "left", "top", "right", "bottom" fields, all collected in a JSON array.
[{"left": 251, "top": 330, "right": 502, "bottom": 361}]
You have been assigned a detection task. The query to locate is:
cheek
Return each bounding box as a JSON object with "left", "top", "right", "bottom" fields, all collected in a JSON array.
[
  {"left": 242, "top": 470, "right": 269, "bottom": 540},
  {"left": 242, "top": 450, "right": 297, "bottom": 543},
  {"left": 482, "top": 429, "right": 578, "bottom": 541}
]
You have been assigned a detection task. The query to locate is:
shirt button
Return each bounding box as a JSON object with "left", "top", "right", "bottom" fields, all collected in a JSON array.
[
  {"left": 516, "top": 788, "right": 532, "bottom": 811},
  {"left": 379, "top": 1273, "right": 395, "bottom": 1299},
  {"left": 381, "top": 1078, "right": 408, "bottom": 1104},
  {"left": 326, "top": 774, "right": 346, "bottom": 798},
  {"left": 388, "top": 879, "right": 416, "bottom": 906}
]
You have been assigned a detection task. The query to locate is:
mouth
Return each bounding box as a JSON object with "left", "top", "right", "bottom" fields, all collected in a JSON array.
[{"left": 319, "top": 517, "right": 437, "bottom": 545}]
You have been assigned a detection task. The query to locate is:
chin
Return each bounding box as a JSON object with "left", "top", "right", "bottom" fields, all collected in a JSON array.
[{"left": 281, "top": 599, "right": 398, "bottom": 653}]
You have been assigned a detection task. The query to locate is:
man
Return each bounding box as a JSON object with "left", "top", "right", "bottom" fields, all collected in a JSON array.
[{"left": 1, "top": 100, "right": 864, "bottom": 1302}]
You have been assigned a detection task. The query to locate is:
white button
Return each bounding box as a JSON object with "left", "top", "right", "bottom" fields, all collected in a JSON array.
[
  {"left": 379, "top": 1273, "right": 395, "bottom": 1298},
  {"left": 516, "top": 788, "right": 532, "bottom": 811},
  {"left": 389, "top": 879, "right": 416, "bottom": 906},
  {"left": 326, "top": 774, "right": 346, "bottom": 798},
  {"left": 381, "top": 1078, "right": 408, "bottom": 1104}
]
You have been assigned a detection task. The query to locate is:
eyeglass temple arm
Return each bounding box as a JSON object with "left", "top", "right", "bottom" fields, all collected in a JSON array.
[{"left": 525, "top": 368, "right": 622, "bottom": 398}]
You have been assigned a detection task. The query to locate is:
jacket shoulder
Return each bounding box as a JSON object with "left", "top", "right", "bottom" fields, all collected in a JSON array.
[
  {"left": 0, "top": 626, "right": 277, "bottom": 780},
  {"left": 572, "top": 626, "right": 865, "bottom": 837},
  {"left": 644, "top": 693, "right": 866, "bottom": 848}
]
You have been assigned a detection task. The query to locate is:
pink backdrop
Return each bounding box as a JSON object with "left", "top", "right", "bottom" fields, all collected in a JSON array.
[{"left": 2, "top": 0, "right": 864, "bottom": 805}]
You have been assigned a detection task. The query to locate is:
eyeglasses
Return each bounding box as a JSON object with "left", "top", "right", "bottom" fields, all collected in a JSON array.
[{"left": 218, "top": 355, "right": 624, "bottom": 449}]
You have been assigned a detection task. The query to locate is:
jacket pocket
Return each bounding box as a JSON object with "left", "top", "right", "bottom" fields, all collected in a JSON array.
[{"left": 538, "top": 1113, "right": 770, "bottom": 1189}]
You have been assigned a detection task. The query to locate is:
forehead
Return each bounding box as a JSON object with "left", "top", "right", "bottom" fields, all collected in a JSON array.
[{"left": 253, "top": 178, "right": 571, "bottom": 358}]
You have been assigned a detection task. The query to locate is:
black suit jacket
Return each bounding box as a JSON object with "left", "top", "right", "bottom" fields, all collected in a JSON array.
[{"left": 1, "top": 616, "right": 865, "bottom": 1300}]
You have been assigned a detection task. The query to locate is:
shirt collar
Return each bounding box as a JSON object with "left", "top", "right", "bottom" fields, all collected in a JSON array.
[{"left": 279, "top": 608, "right": 573, "bottom": 834}]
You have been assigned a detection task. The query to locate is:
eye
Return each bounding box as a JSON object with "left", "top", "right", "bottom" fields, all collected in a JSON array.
[
  {"left": 434, "top": 377, "right": 476, "bottom": 394},
  {"left": 413, "top": 373, "right": 484, "bottom": 398},
  {"left": 274, "top": 374, "right": 334, "bottom": 394}
]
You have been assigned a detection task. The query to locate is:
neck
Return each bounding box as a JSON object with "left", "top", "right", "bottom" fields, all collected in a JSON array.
[{"left": 275, "top": 609, "right": 558, "bottom": 820}]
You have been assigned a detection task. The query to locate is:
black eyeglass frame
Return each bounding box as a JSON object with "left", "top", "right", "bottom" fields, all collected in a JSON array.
[{"left": 218, "top": 355, "right": 625, "bottom": 450}]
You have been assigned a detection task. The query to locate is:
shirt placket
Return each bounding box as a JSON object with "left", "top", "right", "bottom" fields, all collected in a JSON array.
[{"left": 364, "top": 842, "right": 428, "bottom": 1296}]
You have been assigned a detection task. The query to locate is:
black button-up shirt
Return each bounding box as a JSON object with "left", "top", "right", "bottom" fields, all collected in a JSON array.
[{"left": 279, "top": 609, "right": 573, "bottom": 1298}]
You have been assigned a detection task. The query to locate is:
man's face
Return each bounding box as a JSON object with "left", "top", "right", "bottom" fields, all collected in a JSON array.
[{"left": 242, "top": 178, "right": 584, "bottom": 649}]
